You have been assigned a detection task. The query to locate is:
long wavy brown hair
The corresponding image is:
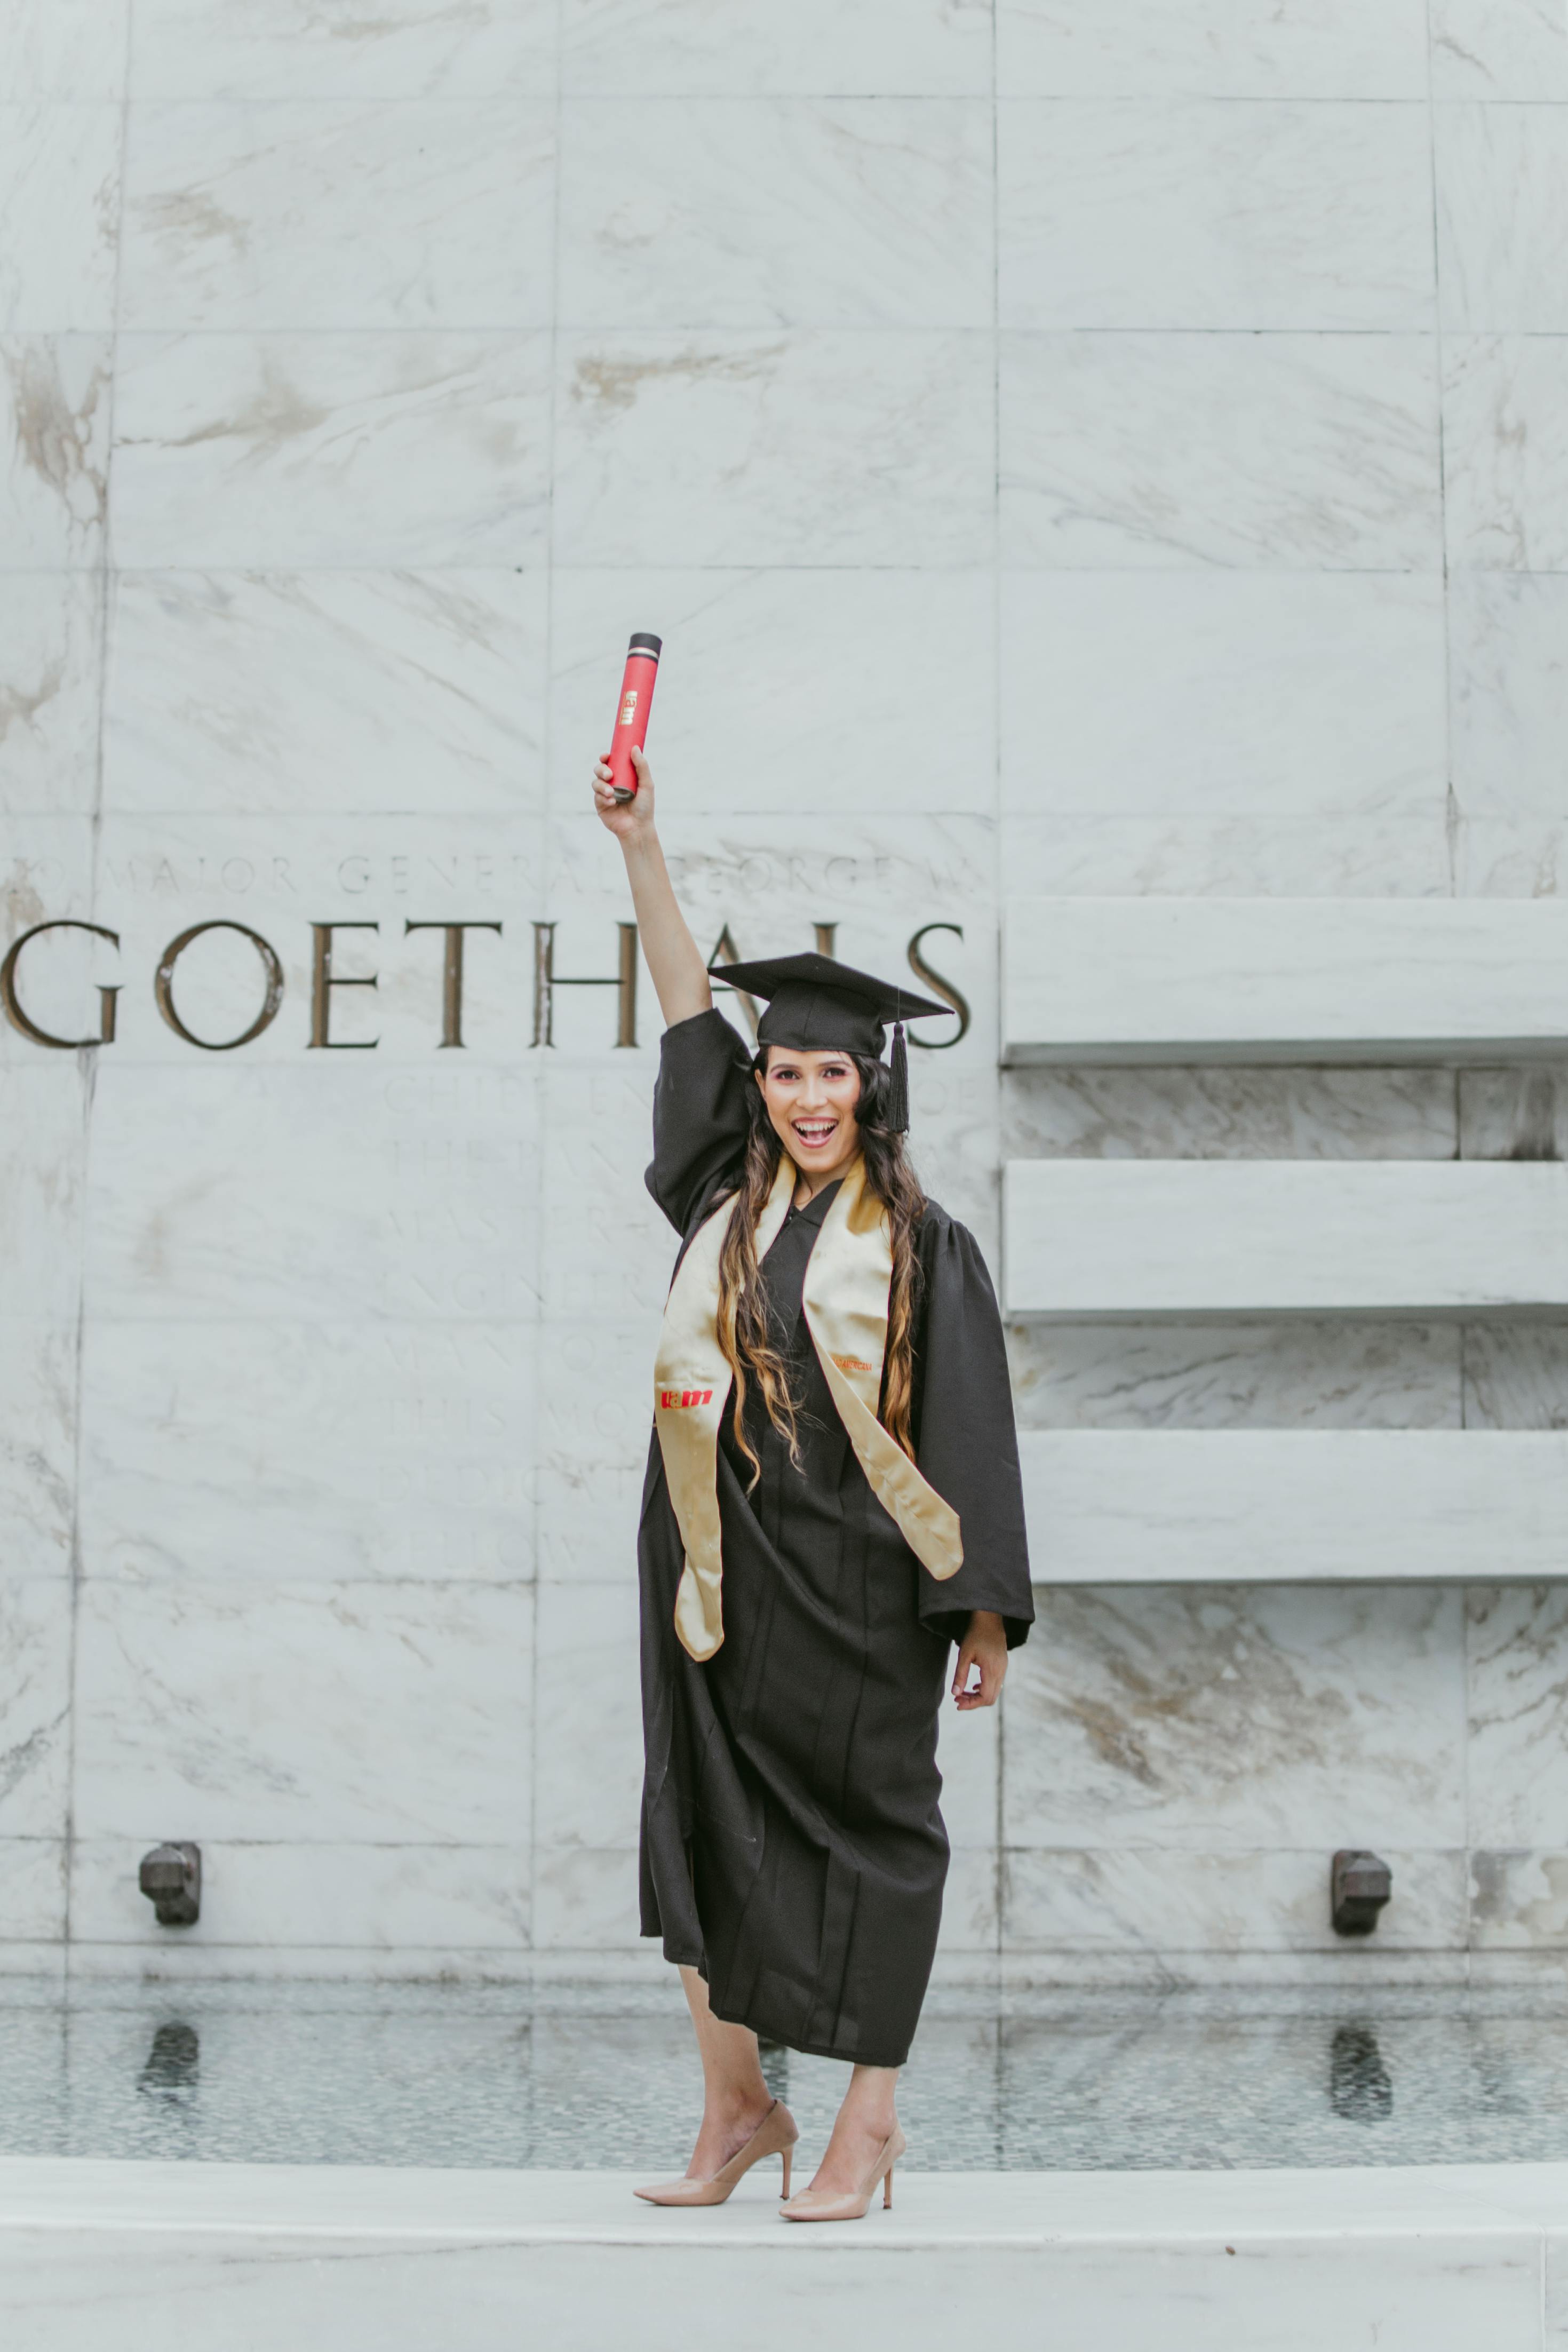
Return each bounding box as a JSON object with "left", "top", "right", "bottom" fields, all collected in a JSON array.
[{"left": 715, "top": 1048, "right": 926, "bottom": 1489}]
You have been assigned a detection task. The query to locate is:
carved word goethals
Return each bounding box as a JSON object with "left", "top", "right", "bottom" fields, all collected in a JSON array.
[{"left": 0, "top": 919, "right": 970, "bottom": 1054}]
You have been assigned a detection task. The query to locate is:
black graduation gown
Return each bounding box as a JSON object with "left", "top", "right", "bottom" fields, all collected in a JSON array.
[{"left": 636, "top": 1009, "right": 1033, "bottom": 2069}]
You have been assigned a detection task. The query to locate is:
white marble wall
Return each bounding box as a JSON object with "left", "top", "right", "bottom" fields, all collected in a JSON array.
[{"left": 4, "top": 0, "right": 1568, "bottom": 1988}]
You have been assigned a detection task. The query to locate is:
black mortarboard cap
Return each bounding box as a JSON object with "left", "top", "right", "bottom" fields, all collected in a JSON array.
[{"left": 707, "top": 951, "right": 953, "bottom": 1133}]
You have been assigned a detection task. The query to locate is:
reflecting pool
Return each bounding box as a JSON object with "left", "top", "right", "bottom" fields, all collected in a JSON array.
[{"left": 4, "top": 1982, "right": 1568, "bottom": 2171}]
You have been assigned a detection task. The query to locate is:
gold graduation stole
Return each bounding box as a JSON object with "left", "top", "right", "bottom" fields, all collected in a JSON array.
[{"left": 654, "top": 1153, "right": 963, "bottom": 1662}]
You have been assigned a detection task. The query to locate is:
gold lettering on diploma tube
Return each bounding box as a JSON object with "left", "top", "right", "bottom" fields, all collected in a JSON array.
[
  {"left": 0, "top": 920, "right": 121, "bottom": 1048},
  {"left": 310, "top": 921, "right": 380, "bottom": 1049},
  {"left": 155, "top": 920, "right": 284, "bottom": 1051},
  {"left": 531, "top": 921, "right": 638, "bottom": 1049},
  {"left": 404, "top": 920, "right": 503, "bottom": 1049}
]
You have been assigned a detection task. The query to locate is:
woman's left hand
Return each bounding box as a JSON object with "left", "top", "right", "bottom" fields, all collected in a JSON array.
[{"left": 953, "top": 1610, "right": 1008, "bottom": 1711}]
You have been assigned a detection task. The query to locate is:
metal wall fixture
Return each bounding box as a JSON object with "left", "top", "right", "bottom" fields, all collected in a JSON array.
[
  {"left": 1331, "top": 1850, "right": 1392, "bottom": 1936},
  {"left": 139, "top": 1843, "right": 202, "bottom": 1927}
]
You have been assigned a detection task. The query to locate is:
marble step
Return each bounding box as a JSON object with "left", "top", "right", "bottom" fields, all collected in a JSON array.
[
  {"left": 1002, "top": 897, "right": 1568, "bottom": 1066},
  {"left": 1, "top": 2156, "right": 1561, "bottom": 2352},
  {"left": 1018, "top": 1429, "right": 1568, "bottom": 1584},
  {"left": 1003, "top": 1159, "right": 1568, "bottom": 1318}
]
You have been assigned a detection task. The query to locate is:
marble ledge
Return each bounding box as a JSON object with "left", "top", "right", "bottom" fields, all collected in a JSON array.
[
  {"left": 1002, "top": 895, "right": 1568, "bottom": 1064},
  {"left": 990, "top": 1946, "right": 1520, "bottom": 1992},
  {"left": 1020, "top": 1431, "right": 1568, "bottom": 1584},
  {"left": 4, "top": 2150, "right": 1563, "bottom": 2242},
  {"left": 36, "top": 1945, "right": 1567, "bottom": 1995},
  {"left": 0, "top": 2158, "right": 1556, "bottom": 2352}
]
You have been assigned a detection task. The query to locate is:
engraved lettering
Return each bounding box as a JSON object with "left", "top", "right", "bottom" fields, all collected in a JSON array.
[
  {"left": 531, "top": 921, "right": 638, "bottom": 1050},
  {"left": 706, "top": 924, "right": 759, "bottom": 1039},
  {"left": 310, "top": 921, "right": 380, "bottom": 1050},
  {"left": 404, "top": 920, "right": 503, "bottom": 1050},
  {"left": 0, "top": 920, "right": 121, "bottom": 1048},
  {"left": 155, "top": 920, "right": 284, "bottom": 1052},
  {"left": 906, "top": 923, "right": 970, "bottom": 1047}
]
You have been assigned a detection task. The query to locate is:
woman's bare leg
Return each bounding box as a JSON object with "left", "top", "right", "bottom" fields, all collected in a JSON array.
[
  {"left": 799, "top": 2063, "right": 900, "bottom": 2198},
  {"left": 678, "top": 1965, "right": 777, "bottom": 2178}
]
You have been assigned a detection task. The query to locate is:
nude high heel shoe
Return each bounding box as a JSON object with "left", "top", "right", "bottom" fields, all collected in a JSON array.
[
  {"left": 778, "top": 2123, "right": 905, "bottom": 2222},
  {"left": 633, "top": 2100, "right": 799, "bottom": 2206}
]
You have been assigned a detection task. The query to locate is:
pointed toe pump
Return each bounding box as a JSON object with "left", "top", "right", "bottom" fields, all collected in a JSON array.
[
  {"left": 779, "top": 2124, "right": 905, "bottom": 2223},
  {"left": 633, "top": 2100, "right": 799, "bottom": 2207}
]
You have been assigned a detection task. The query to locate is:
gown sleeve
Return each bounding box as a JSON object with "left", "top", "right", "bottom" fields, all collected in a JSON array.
[
  {"left": 911, "top": 1212, "right": 1035, "bottom": 1651},
  {"left": 644, "top": 1006, "right": 757, "bottom": 1235}
]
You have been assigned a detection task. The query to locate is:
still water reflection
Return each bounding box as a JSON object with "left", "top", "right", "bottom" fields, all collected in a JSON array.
[
  {"left": 1328, "top": 2024, "right": 1393, "bottom": 2126},
  {"left": 3, "top": 1984, "right": 1567, "bottom": 2171}
]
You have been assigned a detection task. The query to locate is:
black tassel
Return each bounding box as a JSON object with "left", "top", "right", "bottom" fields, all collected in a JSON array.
[{"left": 888, "top": 1020, "right": 910, "bottom": 1133}]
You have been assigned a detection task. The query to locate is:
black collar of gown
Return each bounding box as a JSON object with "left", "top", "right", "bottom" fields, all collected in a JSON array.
[{"left": 785, "top": 1176, "right": 843, "bottom": 1228}]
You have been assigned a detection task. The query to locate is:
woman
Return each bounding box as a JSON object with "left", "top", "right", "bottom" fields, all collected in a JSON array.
[{"left": 595, "top": 745, "right": 1033, "bottom": 2221}]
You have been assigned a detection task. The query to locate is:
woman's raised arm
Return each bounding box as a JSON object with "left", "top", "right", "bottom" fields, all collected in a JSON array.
[{"left": 593, "top": 746, "right": 712, "bottom": 1029}]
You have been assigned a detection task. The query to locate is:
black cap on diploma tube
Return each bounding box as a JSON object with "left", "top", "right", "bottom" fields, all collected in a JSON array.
[{"left": 628, "top": 632, "right": 662, "bottom": 659}]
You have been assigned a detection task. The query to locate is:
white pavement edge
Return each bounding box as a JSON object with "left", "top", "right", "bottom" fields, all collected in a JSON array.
[{"left": 0, "top": 2158, "right": 1565, "bottom": 2350}]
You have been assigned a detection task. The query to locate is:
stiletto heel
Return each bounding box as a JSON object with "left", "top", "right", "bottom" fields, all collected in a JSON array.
[
  {"left": 634, "top": 2101, "right": 800, "bottom": 2207},
  {"left": 779, "top": 2125, "right": 907, "bottom": 2223}
]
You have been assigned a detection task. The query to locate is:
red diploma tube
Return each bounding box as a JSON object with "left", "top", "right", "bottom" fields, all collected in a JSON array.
[{"left": 608, "top": 632, "right": 662, "bottom": 800}]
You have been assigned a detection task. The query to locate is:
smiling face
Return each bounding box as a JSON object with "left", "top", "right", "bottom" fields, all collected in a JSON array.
[{"left": 756, "top": 1045, "right": 863, "bottom": 1182}]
